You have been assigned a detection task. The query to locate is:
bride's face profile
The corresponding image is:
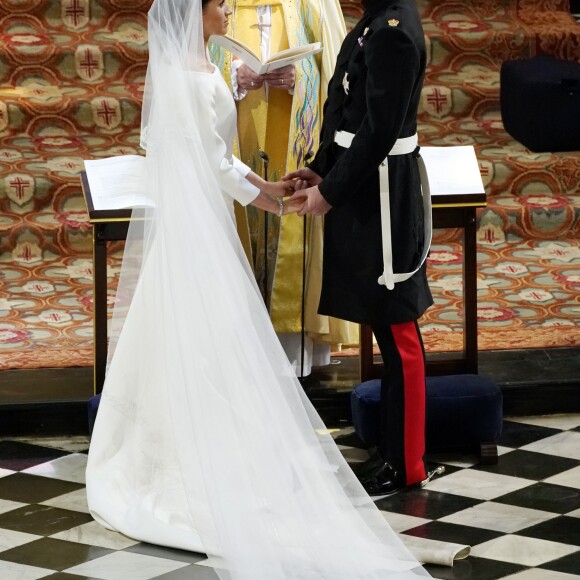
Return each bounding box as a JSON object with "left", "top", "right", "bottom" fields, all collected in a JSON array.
[{"left": 202, "top": 0, "right": 232, "bottom": 40}]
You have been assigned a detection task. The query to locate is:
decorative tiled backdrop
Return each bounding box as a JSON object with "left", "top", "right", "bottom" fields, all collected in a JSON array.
[{"left": 0, "top": 0, "right": 578, "bottom": 370}]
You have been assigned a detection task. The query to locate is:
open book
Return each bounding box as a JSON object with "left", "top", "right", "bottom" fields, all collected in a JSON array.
[
  {"left": 211, "top": 34, "right": 322, "bottom": 75},
  {"left": 84, "top": 155, "right": 151, "bottom": 211},
  {"left": 420, "top": 145, "right": 485, "bottom": 203}
]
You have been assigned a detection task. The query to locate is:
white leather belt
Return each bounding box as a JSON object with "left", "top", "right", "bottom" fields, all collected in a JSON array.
[{"left": 334, "top": 130, "right": 432, "bottom": 290}]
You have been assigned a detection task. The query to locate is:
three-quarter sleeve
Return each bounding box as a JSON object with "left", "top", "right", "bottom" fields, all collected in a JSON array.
[{"left": 219, "top": 155, "right": 260, "bottom": 206}]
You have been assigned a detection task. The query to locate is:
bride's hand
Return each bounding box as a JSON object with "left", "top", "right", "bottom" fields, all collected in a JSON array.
[
  {"left": 266, "top": 179, "right": 295, "bottom": 198},
  {"left": 281, "top": 195, "right": 307, "bottom": 216}
]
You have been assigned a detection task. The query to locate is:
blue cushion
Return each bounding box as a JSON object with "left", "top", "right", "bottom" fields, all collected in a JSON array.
[
  {"left": 87, "top": 393, "right": 101, "bottom": 435},
  {"left": 351, "top": 375, "right": 503, "bottom": 450}
]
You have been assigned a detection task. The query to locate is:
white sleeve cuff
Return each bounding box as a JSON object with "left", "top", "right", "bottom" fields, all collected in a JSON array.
[
  {"left": 232, "top": 155, "right": 252, "bottom": 177},
  {"left": 231, "top": 59, "right": 248, "bottom": 102},
  {"left": 220, "top": 157, "right": 259, "bottom": 206}
]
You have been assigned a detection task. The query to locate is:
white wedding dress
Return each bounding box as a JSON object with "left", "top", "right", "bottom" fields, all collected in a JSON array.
[{"left": 86, "top": 2, "right": 430, "bottom": 578}]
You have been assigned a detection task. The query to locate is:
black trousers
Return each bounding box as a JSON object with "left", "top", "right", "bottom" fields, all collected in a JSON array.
[{"left": 371, "top": 320, "right": 427, "bottom": 486}]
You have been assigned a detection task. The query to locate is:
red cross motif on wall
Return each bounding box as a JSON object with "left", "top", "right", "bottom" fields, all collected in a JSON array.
[
  {"left": 426, "top": 88, "right": 448, "bottom": 114},
  {"left": 80, "top": 48, "right": 99, "bottom": 79},
  {"left": 65, "top": 0, "right": 85, "bottom": 27},
  {"left": 9, "top": 177, "right": 31, "bottom": 201},
  {"left": 97, "top": 100, "right": 117, "bottom": 126}
]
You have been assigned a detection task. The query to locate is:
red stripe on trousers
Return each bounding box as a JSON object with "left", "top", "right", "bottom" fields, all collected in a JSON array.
[{"left": 392, "top": 321, "right": 426, "bottom": 485}]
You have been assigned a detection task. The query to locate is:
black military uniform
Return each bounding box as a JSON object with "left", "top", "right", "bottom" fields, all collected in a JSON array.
[{"left": 308, "top": 0, "right": 432, "bottom": 493}]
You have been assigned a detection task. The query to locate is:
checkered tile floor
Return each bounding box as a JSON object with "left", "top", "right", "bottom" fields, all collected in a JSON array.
[{"left": 0, "top": 415, "right": 579, "bottom": 579}]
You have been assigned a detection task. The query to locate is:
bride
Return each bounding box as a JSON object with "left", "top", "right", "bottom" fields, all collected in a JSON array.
[{"left": 86, "top": 0, "right": 430, "bottom": 578}]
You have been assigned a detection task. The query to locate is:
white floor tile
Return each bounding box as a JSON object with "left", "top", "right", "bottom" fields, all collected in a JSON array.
[
  {"left": 506, "top": 414, "right": 580, "bottom": 431},
  {"left": 22, "top": 453, "right": 87, "bottom": 484},
  {"left": 10, "top": 436, "right": 91, "bottom": 453},
  {"left": 41, "top": 488, "right": 90, "bottom": 514},
  {"left": 340, "top": 446, "right": 369, "bottom": 463},
  {"left": 0, "top": 468, "right": 15, "bottom": 479},
  {"left": 379, "top": 510, "right": 431, "bottom": 533},
  {"left": 0, "top": 498, "right": 25, "bottom": 515},
  {"left": 439, "top": 501, "right": 558, "bottom": 533},
  {"left": 423, "top": 468, "right": 534, "bottom": 500},
  {"left": 64, "top": 551, "right": 189, "bottom": 580},
  {"left": 544, "top": 465, "right": 580, "bottom": 489},
  {"left": 426, "top": 451, "right": 478, "bottom": 468},
  {"left": 0, "top": 528, "right": 41, "bottom": 553},
  {"left": 51, "top": 520, "right": 139, "bottom": 550},
  {"left": 566, "top": 507, "right": 580, "bottom": 518},
  {"left": 501, "top": 568, "right": 580, "bottom": 579},
  {"left": 471, "top": 534, "right": 580, "bottom": 567},
  {"left": 0, "top": 560, "right": 52, "bottom": 580},
  {"left": 521, "top": 431, "right": 580, "bottom": 460},
  {"left": 498, "top": 445, "right": 516, "bottom": 456}
]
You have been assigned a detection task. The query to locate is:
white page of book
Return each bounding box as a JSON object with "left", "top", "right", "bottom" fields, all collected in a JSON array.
[
  {"left": 84, "top": 155, "right": 152, "bottom": 210},
  {"left": 420, "top": 145, "right": 485, "bottom": 197}
]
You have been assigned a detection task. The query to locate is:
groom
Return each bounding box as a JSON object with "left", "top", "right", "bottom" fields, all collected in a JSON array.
[{"left": 285, "top": 0, "right": 432, "bottom": 495}]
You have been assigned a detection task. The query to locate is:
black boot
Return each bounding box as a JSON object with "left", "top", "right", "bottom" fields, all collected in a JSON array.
[
  {"left": 359, "top": 461, "right": 404, "bottom": 496},
  {"left": 351, "top": 450, "right": 385, "bottom": 477}
]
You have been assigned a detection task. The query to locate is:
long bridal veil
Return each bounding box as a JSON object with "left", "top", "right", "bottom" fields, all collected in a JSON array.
[{"left": 86, "top": 0, "right": 431, "bottom": 578}]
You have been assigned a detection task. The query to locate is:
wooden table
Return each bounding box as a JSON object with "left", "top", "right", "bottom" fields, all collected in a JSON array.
[
  {"left": 82, "top": 171, "right": 486, "bottom": 393},
  {"left": 81, "top": 171, "right": 131, "bottom": 393}
]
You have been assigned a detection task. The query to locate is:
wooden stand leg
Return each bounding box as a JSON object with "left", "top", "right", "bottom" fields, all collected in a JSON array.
[
  {"left": 480, "top": 441, "right": 498, "bottom": 464},
  {"left": 93, "top": 228, "right": 108, "bottom": 394}
]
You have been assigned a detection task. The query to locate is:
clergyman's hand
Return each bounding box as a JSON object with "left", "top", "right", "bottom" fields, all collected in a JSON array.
[
  {"left": 237, "top": 64, "right": 265, "bottom": 91},
  {"left": 290, "top": 185, "right": 331, "bottom": 217},
  {"left": 264, "top": 65, "right": 296, "bottom": 91}
]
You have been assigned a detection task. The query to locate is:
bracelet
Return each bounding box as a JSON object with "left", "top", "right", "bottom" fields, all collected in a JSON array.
[{"left": 277, "top": 197, "right": 284, "bottom": 218}]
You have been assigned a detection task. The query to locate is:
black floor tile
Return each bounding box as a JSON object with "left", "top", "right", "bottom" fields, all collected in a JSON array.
[
  {"left": 0, "top": 537, "right": 111, "bottom": 570},
  {"left": 0, "top": 504, "right": 92, "bottom": 535},
  {"left": 498, "top": 421, "right": 561, "bottom": 448},
  {"left": 540, "top": 549, "right": 580, "bottom": 575},
  {"left": 403, "top": 521, "right": 502, "bottom": 547},
  {"left": 0, "top": 440, "right": 69, "bottom": 470},
  {"left": 124, "top": 542, "right": 207, "bottom": 564},
  {"left": 517, "top": 515, "right": 580, "bottom": 547},
  {"left": 0, "top": 473, "right": 84, "bottom": 503},
  {"left": 424, "top": 556, "right": 526, "bottom": 580},
  {"left": 494, "top": 482, "right": 580, "bottom": 514},
  {"left": 375, "top": 489, "right": 482, "bottom": 520},
  {"left": 472, "top": 449, "right": 579, "bottom": 481},
  {"left": 155, "top": 565, "right": 220, "bottom": 579},
  {"left": 39, "top": 574, "right": 95, "bottom": 580},
  {"left": 333, "top": 430, "right": 366, "bottom": 449}
]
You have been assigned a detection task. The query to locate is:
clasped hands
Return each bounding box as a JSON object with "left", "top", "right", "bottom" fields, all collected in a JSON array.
[
  {"left": 268, "top": 168, "right": 331, "bottom": 217},
  {"left": 237, "top": 64, "right": 295, "bottom": 92}
]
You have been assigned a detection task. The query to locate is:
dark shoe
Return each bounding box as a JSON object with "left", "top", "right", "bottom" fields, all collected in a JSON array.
[
  {"left": 351, "top": 450, "right": 385, "bottom": 477},
  {"left": 359, "top": 461, "right": 404, "bottom": 497}
]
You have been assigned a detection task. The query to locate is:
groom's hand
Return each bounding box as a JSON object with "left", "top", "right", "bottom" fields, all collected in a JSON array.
[
  {"left": 283, "top": 167, "right": 322, "bottom": 191},
  {"left": 290, "top": 185, "right": 331, "bottom": 217}
]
